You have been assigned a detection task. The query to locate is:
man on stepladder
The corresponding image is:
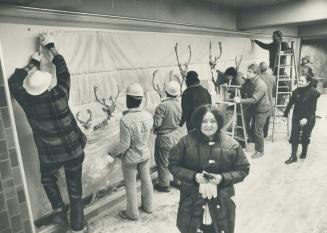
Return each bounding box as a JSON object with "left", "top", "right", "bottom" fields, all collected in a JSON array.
[
  {"left": 252, "top": 31, "right": 290, "bottom": 76},
  {"left": 8, "top": 33, "right": 88, "bottom": 233}
]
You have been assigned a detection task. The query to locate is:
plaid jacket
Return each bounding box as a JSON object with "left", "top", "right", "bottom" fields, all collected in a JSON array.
[{"left": 8, "top": 55, "right": 86, "bottom": 164}]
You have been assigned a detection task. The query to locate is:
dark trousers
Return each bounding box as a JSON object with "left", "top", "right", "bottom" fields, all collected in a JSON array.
[
  {"left": 40, "top": 154, "right": 85, "bottom": 231},
  {"left": 254, "top": 113, "right": 269, "bottom": 153},
  {"left": 263, "top": 116, "right": 270, "bottom": 138}
]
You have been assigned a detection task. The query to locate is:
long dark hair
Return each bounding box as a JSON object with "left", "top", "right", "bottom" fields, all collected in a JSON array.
[{"left": 190, "top": 105, "right": 225, "bottom": 133}]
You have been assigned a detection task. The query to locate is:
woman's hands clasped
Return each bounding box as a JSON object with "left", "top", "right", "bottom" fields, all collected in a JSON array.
[{"left": 195, "top": 172, "right": 222, "bottom": 185}]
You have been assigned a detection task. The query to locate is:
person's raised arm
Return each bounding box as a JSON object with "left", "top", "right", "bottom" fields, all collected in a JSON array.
[
  {"left": 252, "top": 39, "right": 272, "bottom": 51},
  {"left": 40, "top": 33, "right": 70, "bottom": 97},
  {"left": 8, "top": 52, "right": 42, "bottom": 105}
]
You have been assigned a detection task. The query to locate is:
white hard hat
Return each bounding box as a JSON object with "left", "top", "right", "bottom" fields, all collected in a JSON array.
[
  {"left": 165, "top": 81, "right": 180, "bottom": 96},
  {"left": 126, "top": 83, "right": 144, "bottom": 97},
  {"left": 23, "top": 70, "right": 52, "bottom": 95}
]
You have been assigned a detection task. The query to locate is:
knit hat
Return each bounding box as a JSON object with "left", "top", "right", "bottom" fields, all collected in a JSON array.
[
  {"left": 186, "top": 71, "right": 200, "bottom": 87},
  {"left": 23, "top": 70, "right": 52, "bottom": 95}
]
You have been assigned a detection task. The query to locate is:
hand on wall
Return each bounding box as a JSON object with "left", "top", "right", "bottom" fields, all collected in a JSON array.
[{"left": 40, "top": 32, "right": 55, "bottom": 49}]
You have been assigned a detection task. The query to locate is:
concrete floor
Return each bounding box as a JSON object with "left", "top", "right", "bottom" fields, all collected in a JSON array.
[{"left": 87, "top": 95, "right": 327, "bottom": 233}]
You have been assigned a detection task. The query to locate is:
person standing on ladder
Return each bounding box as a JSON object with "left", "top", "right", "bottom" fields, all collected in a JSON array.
[
  {"left": 252, "top": 31, "right": 290, "bottom": 76},
  {"left": 283, "top": 73, "right": 321, "bottom": 164},
  {"left": 234, "top": 64, "right": 271, "bottom": 159}
]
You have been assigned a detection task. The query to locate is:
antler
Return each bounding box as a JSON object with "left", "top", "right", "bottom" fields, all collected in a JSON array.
[
  {"left": 76, "top": 109, "right": 93, "bottom": 130},
  {"left": 94, "top": 86, "right": 110, "bottom": 108},
  {"left": 235, "top": 55, "right": 243, "bottom": 71},
  {"left": 209, "top": 41, "right": 223, "bottom": 93},
  {"left": 174, "top": 43, "right": 192, "bottom": 91},
  {"left": 93, "top": 85, "right": 122, "bottom": 130},
  {"left": 174, "top": 43, "right": 192, "bottom": 77},
  {"left": 152, "top": 69, "right": 166, "bottom": 99},
  {"left": 209, "top": 41, "right": 222, "bottom": 70},
  {"left": 105, "top": 85, "right": 122, "bottom": 120}
]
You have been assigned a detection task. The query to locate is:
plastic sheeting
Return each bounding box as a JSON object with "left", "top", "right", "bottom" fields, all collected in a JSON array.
[{"left": 12, "top": 30, "right": 271, "bottom": 219}]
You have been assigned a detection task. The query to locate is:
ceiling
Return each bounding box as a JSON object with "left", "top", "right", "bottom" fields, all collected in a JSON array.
[
  {"left": 204, "top": 0, "right": 300, "bottom": 9},
  {"left": 0, "top": 0, "right": 302, "bottom": 10}
]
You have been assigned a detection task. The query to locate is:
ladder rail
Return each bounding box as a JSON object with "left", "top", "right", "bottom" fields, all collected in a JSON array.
[
  {"left": 272, "top": 41, "right": 298, "bottom": 141},
  {"left": 218, "top": 87, "right": 248, "bottom": 147}
]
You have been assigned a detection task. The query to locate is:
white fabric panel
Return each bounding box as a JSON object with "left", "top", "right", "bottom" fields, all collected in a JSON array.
[
  {"left": 42, "top": 31, "right": 266, "bottom": 109},
  {"left": 16, "top": 30, "right": 272, "bottom": 219}
]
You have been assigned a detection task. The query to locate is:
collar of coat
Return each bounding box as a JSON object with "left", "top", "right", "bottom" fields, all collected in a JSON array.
[
  {"left": 192, "top": 129, "right": 221, "bottom": 145},
  {"left": 123, "top": 107, "right": 143, "bottom": 115}
]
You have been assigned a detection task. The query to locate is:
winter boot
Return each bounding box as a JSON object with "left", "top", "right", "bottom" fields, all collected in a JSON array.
[
  {"left": 300, "top": 143, "right": 308, "bottom": 159},
  {"left": 285, "top": 143, "right": 298, "bottom": 164}
]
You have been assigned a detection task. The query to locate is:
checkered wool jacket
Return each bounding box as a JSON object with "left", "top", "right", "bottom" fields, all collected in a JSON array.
[{"left": 8, "top": 55, "right": 86, "bottom": 164}]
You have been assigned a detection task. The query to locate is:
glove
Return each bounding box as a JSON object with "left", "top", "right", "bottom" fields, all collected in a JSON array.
[
  {"left": 40, "top": 33, "right": 55, "bottom": 49},
  {"left": 199, "top": 183, "right": 217, "bottom": 199},
  {"left": 30, "top": 52, "right": 43, "bottom": 67}
]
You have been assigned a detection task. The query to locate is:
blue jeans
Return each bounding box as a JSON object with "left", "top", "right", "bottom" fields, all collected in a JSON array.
[{"left": 122, "top": 159, "right": 153, "bottom": 219}]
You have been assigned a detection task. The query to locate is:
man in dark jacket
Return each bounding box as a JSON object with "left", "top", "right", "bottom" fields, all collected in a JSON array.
[
  {"left": 8, "top": 33, "right": 88, "bottom": 233},
  {"left": 252, "top": 31, "right": 290, "bottom": 75},
  {"left": 180, "top": 71, "right": 212, "bottom": 132},
  {"left": 234, "top": 64, "right": 271, "bottom": 159}
]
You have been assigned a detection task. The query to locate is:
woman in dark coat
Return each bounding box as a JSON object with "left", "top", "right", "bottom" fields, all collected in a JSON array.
[
  {"left": 169, "top": 105, "right": 250, "bottom": 233},
  {"left": 284, "top": 73, "right": 321, "bottom": 164}
]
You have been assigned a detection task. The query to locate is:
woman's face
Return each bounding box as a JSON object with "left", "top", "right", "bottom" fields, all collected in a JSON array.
[
  {"left": 298, "top": 76, "right": 310, "bottom": 87},
  {"left": 201, "top": 112, "right": 218, "bottom": 137},
  {"left": 246, "top": 69, "right": 257, "bottom": 80}
]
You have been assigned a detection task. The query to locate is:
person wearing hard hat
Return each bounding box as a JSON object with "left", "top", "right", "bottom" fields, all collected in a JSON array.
[
  {"left": 111, "top": 83, "right": 154, "bottom": 220},
  {"left": 153, "top": 81, "right": 182, "bottom": 192},
  {"left": 8, "top": 33, "right": 88, "bottom": 233}
]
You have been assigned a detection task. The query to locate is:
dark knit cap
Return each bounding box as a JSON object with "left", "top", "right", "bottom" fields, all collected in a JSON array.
[{"left": 186, "top": 71, "right": 200, "bottom": 87}]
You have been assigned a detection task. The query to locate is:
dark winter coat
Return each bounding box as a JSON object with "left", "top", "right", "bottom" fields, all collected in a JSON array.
[
  {"left": 180, "top": 85, "right": 212, "bottom": 131},
  {"left": 169, "top": 130, "right": 250, "bottom": 233},
  {"left": 254, "top": 40, "right": 290, "bottom": 72},
  {"left": 284, "top": 86, "right": 321, "bottom": 144},
  {"left": 8, "top": 55, "right": 86, "bottom": 164}
]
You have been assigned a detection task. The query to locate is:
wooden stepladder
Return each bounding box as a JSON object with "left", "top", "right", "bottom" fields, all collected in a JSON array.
[
  {"left": 272, "top": 41, "right": 299, "bottom": 141},
  {"left": 217, "top": 84, "right": 248, "bottom": 148}
]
